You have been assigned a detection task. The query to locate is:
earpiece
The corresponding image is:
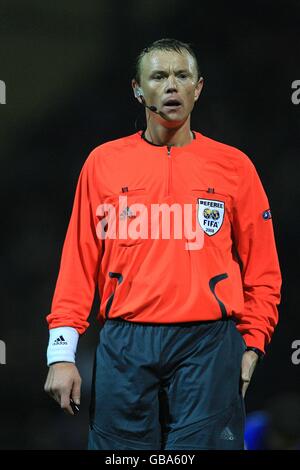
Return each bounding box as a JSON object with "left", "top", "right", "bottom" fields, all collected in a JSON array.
[
  {"left": 133, "top": 86, "right": 159, "bottom": 115},
  {"left": 134, "top": 87, "right": 143, "bottom": 98}
]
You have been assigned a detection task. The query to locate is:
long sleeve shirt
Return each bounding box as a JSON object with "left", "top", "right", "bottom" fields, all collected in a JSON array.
[{"left": 46, "top": 130, "right": 282, "bottom": 354}]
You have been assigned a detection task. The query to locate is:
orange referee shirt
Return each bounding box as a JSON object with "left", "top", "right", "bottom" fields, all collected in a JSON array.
[{"left": 46, "top": 130, "right": 281, "bottom": 353}]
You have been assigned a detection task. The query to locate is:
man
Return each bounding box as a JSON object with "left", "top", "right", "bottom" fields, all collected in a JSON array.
[{"left": 44, "top": 38, "right": 281, "bottom": 450}]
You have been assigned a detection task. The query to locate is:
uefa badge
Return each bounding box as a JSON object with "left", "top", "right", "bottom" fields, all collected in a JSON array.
[{"left": 197, "top": 199, "right": 225, "bottom": 236}]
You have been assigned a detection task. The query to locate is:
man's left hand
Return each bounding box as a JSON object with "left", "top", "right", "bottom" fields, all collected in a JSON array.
[{"left": 241, "top": 350, "right": 259, "bottom": 398}]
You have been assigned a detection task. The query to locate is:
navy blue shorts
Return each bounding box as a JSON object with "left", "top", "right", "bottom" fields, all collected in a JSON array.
[{"left": 88, "top": 317, "right": 247, "bottom": 450}]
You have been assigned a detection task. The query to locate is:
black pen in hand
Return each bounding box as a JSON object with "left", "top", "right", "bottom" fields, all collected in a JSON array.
[{"left": 69, "top": 398, "right": 80, "bottom": 415}]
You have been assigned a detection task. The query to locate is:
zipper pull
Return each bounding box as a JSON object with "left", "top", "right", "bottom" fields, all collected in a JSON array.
[{"left": 167, "top": 146, "right": 171, "bottom": 156}]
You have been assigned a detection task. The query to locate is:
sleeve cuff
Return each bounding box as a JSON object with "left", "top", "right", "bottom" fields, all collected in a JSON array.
[
  {"left": 246, "top": 346, "right": 265, "bottom": 362},
  {"left": 240, "top": 329, "right": 266, "bottom": 354},
  {"left": 47, "top": 327, "right": 79, "bottom": 366}
]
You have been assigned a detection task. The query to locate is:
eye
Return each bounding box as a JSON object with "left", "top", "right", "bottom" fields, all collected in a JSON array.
[
  {"left": 153, "top": 74, "right": 164, "bottom": 80},
  {"left": 178, "top": 73, "right": 188, "bottom": 79}
]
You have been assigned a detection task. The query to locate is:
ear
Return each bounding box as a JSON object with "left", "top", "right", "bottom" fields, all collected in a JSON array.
[
  {"left": 194, "top": 77, "right": 204, "bottom": 103},
  {"left": 131, "top": 79, "right": 142, "bottom": 103}
]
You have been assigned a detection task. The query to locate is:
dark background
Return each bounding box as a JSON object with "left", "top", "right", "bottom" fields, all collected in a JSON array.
[{"left": 0, "top": 0, "right": 299, "bottom": 450}]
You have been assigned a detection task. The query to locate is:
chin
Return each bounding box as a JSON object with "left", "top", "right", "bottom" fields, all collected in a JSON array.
[
  {"left": 160, "top": 113, "right": 187, "bottom": 125},
  {"left": 165, "top": 116, "right": 188, "bottom": 127}
]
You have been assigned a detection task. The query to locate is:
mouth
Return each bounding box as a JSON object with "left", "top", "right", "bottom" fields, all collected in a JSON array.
[{"left": 162, "top": 98, "right": 182, "bottom": 110}]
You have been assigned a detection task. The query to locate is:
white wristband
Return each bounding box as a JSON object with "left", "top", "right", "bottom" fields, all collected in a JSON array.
[{"left": 47, "top": 327, "right": 79, "bottom": 366}]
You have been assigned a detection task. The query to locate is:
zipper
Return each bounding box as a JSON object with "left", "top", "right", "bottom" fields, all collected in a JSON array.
[{"left": 167, "top": 145, "right": 172, "bottom": 195}]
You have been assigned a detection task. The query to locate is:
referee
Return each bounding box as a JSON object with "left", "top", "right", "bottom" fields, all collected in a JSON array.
[{"left": 44, "top": 38, "right": 281, "bottom": 450}]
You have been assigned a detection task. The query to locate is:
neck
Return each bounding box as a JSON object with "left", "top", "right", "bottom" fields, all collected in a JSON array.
[{"left": 144, "top": 116, "right": 193, "bottom": 147}]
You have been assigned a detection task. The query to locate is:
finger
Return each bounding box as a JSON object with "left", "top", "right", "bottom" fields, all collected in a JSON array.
[
  {"left": 45, "top": 370, "right": 60, "bottom": 403},
  {"left": 60, "top": 388, "right": 74, "bottom": 415},
  {"left": 50, "top": 385, "right": 62, "bottom": 406},
  {"left": 71, "top": 377, "right": 82, "bottom": 406},
  {"left": 62, "top": 404, "right": 75, "bottom": 416},
  {"left": 241, "top": 355, "right": 251, "bottom": 384},
  {"left": 242, "top": 380, "right": 249, "bottom": 398},
  {"left": 241, "top": 372, "right": 250, "bottom": 384},
  {"left": 44, "top": 368, "right": 53, "bottom": 394},
  {"left": 48, "top": 374, "right": 61, "bottom": 404}
]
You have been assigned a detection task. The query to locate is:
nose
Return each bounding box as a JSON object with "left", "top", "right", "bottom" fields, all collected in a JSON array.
[{"left": 165, "top": 74, "right": 178, "bottom": 93}]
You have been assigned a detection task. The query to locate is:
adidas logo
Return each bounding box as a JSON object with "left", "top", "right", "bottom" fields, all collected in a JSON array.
[
  {"left": 220, "top": 426, "right": 235, "bottom": 441},
  {"left": 52, "top": 335, "right": 68, "bottom": 346},
  {"left": 120, "top": 206, "right": 136, "bottom": 220}
]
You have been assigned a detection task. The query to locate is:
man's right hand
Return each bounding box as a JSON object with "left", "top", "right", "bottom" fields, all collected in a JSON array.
[{"left": 44, "top": 362, "right": 82, "bottom": 416}]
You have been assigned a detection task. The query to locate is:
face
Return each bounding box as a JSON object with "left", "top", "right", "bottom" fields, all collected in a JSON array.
[{"left": 132, "top": 49, "right": 203, "bottom": 125}]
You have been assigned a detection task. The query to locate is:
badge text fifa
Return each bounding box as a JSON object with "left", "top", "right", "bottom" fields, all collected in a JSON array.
[
  {"left": 0, "top": 80, "right": 6, "bottom": 104},
  {"left": 0, "top": 340, "right": 6, "bottom": 365}
]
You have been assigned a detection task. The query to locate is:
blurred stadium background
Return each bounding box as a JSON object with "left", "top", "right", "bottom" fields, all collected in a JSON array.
[{"left": 0, "top": 0, "right": 299, "bottom": 449}]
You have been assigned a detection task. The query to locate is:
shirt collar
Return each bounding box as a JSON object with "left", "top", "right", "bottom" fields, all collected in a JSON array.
[{"left": 140, "top": 129, "right": 196, "bottom": 147}]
